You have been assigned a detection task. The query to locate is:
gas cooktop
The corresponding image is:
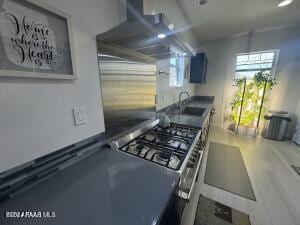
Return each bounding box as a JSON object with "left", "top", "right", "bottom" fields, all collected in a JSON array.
[{"left": 119, "top": 124, "right": 199, "bottom": 170}]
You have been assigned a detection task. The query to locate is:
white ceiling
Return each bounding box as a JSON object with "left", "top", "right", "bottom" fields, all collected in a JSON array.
[{"left": 177, "top": 0, "right": 300, "bottom": 43}]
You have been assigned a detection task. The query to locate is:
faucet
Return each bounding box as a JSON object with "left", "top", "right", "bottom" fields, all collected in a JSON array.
[{"left": 178, "top": 91, "right": 190, "bottom": 109}]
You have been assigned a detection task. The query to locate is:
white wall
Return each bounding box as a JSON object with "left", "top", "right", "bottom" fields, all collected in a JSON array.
[
  {"left": 0, "top": 0, "right": 197, "bottom": 172},
  {"left": 297, "top": 100, "right": 300, "bottom": 121},
  {"left": 295, "top": 98, "right": 300, "bottom": 127},
  {"left": 293, "top": 99, "right": 300, "bottom": 143},
  {"left": 195, "top": 26, "right": 300, "bottom": 137},
  {"left": 156, "top": 58, "right": 195, "bottom": 110},
  {"left": 0, "top": 0, "right": 125, "bottom": 173}
]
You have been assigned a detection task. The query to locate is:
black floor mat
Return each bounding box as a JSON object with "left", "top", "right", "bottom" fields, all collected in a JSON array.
[
  {"left": 204, "top": 142, "right": 256, "bottom": 201},
  {"left": 291, "top": 165, "right": 300, "bottom": 176},
  {"left": 194, "top": 195, "right": 251, "bottom": 225}
]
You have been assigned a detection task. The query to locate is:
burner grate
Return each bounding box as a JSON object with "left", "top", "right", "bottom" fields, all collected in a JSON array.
[
  {"left": 118, "top": 124, "right": 199, "bottom": 170},
  {"left": 120, "top": 141, "right": 182, "bottom": 170}
]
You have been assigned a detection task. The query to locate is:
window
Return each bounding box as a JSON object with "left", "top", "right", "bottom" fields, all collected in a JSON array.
[
  {"left": 169, "top": 57, "right": 185, "bottom": 87},
  {"left": 235, "top": 50, "right": 279, "bottom": 80}
]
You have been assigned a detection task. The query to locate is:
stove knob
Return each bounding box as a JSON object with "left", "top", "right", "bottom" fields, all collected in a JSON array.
[
  {"left": 192, "top": 152, "right": 198, "bottom": 158},
  {"left": 187, "top": 162, "right": 195, "bottom": 168},
  {"left": 195, "top": 147, "right": 201, "bottom": 152},
  {"left": 190, "top": 157, "right": 196, "bottom": 163}
]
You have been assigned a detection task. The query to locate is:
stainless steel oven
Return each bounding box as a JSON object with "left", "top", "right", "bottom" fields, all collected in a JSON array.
[
  {"left": 175, "top": 111, "right": 211, "bottom": 225},
  {"left": 110, "top": 110, "right": 212, "bottom": 225}
]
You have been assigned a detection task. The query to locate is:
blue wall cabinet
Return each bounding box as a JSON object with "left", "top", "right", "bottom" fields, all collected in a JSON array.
[{"left": 190, "top": 53, "right": 207, "bottom": 84}]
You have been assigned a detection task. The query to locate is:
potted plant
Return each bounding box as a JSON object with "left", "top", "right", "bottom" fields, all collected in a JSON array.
[{"left": 230, "top": 71, "right": 276, "bottom": 136}]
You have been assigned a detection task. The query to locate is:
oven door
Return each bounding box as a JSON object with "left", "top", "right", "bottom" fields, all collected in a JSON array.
[
  {"left": 178, "top": 142, "right": 208, "bottom": 225},
  {"left": 177, "top": 150, "right": 203, "bottom": 201},
  {"left": 162, "top": 132, "right": 207, "bottom": 225},
  {"left": 167, "top": 150, "right": 203, "bottom": 225}
]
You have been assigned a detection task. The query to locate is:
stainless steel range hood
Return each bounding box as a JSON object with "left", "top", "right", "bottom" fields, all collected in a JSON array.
[{"left": 96, "top": 0, "right": 195, "bottom": 64}]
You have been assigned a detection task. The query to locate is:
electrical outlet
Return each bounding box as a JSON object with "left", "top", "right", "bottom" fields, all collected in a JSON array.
[{"left": 73, "top": 106, "right": 87, "bottom": 126}]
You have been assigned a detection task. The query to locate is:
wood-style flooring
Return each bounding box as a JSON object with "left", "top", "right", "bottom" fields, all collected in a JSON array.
[{"left": 182, "top": 126, "right": 300, "bottom": 225}]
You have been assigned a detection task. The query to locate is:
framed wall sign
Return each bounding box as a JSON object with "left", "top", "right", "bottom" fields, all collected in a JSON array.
[{"left": 0, "top": 0, "right": 77, "bottom": 79}]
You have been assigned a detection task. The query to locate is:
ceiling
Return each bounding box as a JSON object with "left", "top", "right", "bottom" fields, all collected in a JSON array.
[{"left": 177, "top": 0, "right": 300, "bottom": 44}]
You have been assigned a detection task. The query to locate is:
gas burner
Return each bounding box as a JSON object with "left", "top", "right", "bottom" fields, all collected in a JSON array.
[
  {"left": 136, "top": 145, "right": 144, "bottom": 151},
  {"left": 125, "top": 143, "right": 141, "bottom": 155},
  {"left": 155, "top": 124, "right": 197, "bottom": 140},
  {"left": 123, "top": 142, "right": 150, "bottom": 157},
  {"left": 119, "top": 123, "right": 199, "bottom": 170},
  {"left": 153, "top": 152, "right": 181, "bottom": 170},
  {"left": 156, "top": 134, "right": 172, "bottom": 144},
  {"left": 158, "top": 151, "right": 171, "bottom": 162}
]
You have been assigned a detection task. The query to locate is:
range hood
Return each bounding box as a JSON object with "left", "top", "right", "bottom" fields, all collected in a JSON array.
[{"left": 97, "top": 0, "right": 196, "bottom": 64}]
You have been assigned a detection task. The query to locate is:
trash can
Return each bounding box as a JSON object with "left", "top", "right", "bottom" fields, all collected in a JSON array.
[
  {"left": 293, "top": 124, "right": 300, "bottom": 145},
  {"left": 262, "top": 111, "right": 292, "bottom": 141}
]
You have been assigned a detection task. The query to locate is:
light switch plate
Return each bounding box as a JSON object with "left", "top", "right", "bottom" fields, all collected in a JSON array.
[{"left": 73, "top": 106, "right": 87, "bottom": 126}]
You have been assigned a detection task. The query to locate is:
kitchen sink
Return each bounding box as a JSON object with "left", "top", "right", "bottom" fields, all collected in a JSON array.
[{"left": 181, "top": 107, "right": 206, "bottom": 116}]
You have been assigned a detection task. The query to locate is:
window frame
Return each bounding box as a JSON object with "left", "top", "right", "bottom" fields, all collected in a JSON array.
[
  {"left": 233, "top": 49, "right": 279, "bottom": 81},
  {"left": 169, "top": 56, "right": 185, "bottom": 87}
]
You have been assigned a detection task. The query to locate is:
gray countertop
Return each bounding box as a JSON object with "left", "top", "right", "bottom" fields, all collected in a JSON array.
[
  {"left": 0, "top": 146, "right": 179, "bottom": 225},
  {"left": 0, "top": 96, "right": 214, "bottom": 225}
]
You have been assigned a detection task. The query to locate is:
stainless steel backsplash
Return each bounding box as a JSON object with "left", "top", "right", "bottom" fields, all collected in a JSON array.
[{"left": 98, "top": 55, "right": 157, "bottom": 136}]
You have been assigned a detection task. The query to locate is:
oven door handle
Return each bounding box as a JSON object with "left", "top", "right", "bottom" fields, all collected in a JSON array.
[{"left": 177, "top": 151, "right": 203, "bottom": 201}]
